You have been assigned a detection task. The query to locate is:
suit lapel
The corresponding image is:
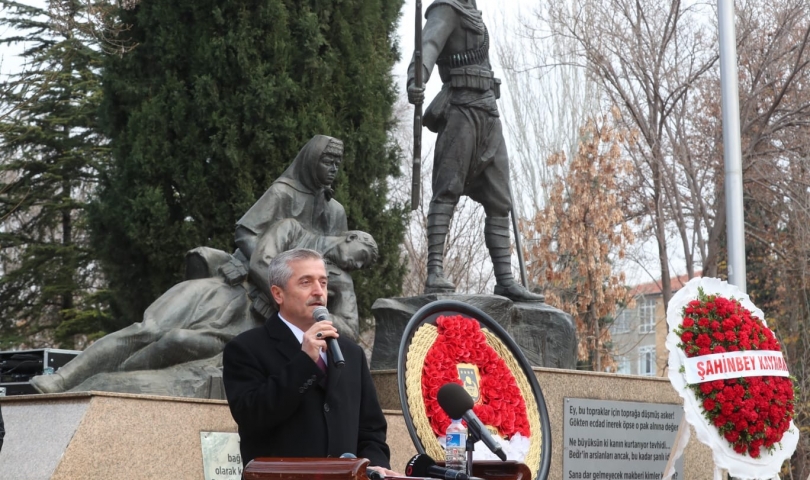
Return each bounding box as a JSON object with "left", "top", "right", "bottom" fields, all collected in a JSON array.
[
  {"left": 266, "top": 314, "right": 335, "bottom": 391},
  {"left": 264, "top": 314, "right": 301, "bottom": 362}
]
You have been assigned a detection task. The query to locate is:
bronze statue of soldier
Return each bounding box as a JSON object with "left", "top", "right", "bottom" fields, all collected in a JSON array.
[{"left": 407, "top": 0, "right": 543, "bottom": 302}]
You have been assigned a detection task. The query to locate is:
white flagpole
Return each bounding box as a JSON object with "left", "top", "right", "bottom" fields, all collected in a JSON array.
[{"left": 718, "top": 0, "right": 747, "bottom": 292}]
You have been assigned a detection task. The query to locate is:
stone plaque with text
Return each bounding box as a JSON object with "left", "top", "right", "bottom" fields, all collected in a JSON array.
[
  {"left": 563, "top": 398, "right": 684, "bottom": 480},
  {"left": 200, "top": 432, "right": 242, "bottom": 480}
]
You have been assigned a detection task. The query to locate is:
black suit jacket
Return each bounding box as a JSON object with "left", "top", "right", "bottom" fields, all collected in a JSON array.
[{"left": 223, "top": 314, "right": 390, "bottom": 468}]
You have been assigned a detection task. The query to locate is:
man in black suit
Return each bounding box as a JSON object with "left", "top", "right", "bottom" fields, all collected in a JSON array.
[{"left": 223, "top": 248, "right": 394, "bottom": 474}]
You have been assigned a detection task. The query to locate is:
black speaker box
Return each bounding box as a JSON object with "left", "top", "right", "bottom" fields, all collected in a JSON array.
[{"left": 0, "top": 348, "right": 80, "bottom": 395}]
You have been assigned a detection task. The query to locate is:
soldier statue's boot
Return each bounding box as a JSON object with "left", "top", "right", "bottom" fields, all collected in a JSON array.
[
  {"left": 424, "top": 203, "right": 456, "bottom": 294},
  {"left": 486, "top": 216, "right": 545, "bottom": 303}
]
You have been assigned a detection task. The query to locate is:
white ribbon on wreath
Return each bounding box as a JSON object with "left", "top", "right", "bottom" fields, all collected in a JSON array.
[{"left": 665, "top": 277, "right": 798, "bottom": 480}]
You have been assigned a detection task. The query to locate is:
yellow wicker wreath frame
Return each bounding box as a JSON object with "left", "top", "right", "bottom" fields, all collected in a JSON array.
[{"left": 403, "top": 321, "right": 543, "bottom": 480}]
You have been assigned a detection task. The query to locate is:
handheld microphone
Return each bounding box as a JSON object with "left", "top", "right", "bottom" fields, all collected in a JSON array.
[
  {"left": 313, "top": 306, "right": 345, "bottom": 368},
  {"left": 437, "top": 383, "right": 507, "bottom": 461},
  {"left": 339, "top": 453, "right": 384, "bottom": 480},
  {"left": 405, "top": 454, "right": 483, "bottom": 480}
]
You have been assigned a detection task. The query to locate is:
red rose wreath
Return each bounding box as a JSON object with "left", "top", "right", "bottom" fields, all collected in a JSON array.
[
  {"left": 421, "top": 315, "right": 530, "bottom": 440},
  {"left": 666, "top": 277, "right": 799, "bottom": 479},
  {"left": 675, "top": 290, "right": 795, "bottom": 458}
]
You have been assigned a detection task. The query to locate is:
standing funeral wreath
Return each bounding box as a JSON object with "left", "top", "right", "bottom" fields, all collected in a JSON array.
[
  {"left": 665, "top": 277, "right": 798, "bottom": 480},
  {"left": 397, "top": 300, "right": 552, "bottom": 480}
]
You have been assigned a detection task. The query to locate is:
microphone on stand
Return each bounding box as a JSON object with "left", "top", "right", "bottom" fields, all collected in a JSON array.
[
  {"left": 313, "top": 306, "right": 345, "bottom": 368},
  {"left": 437, "top": 383, "right": 507, "bottom": 461},
  {"left": 367, "top": 470, "right": 385, "bottom": 480},
  {"left": 405, "top": 454, "right": 484, "bottom": 480}
]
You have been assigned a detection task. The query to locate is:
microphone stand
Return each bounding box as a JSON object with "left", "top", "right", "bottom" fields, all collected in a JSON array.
[{"left": 465, "top": 428, "right": 479, "bottom": 478}]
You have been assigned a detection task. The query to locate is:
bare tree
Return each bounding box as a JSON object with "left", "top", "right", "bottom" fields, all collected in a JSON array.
[
  {"left": 541, "top": 0, "right": 810, "bottom": 471},
  {"left": 546, "top": 0, "right": 720, "bottom": 309},
  {"left": 495, "top": 3, "right": 600, "bottom": 217}
]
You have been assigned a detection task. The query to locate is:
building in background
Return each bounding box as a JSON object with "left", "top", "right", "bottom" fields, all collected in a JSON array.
[{"left": 609, "top": 273, "right": 698, "bottom": 376}]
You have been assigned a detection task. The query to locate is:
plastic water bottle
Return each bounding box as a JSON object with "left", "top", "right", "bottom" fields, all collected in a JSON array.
[{"left": 445, "top": 418, "right": 467, "bottom": 471}]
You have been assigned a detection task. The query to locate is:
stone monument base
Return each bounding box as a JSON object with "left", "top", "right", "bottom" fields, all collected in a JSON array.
[
  {"left": 370, "top": 294, "right": 578, "bottom": 370},
  {"left": 0, "top": 392, "right": 237, "bottom": 480},
  {"left": 371, "top": 368, "right": 714, "bottom": 479},
  {"left": 0, "top": 369, "right": 714, "bottom": 479}
]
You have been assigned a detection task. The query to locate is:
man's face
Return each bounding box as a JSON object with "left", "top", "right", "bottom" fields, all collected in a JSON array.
[
  {"left": 271, "top": 258, "right": 328, "bottom": 326},
  {"left": 316, "top": 153, "right": 341, "bottom": 186}
]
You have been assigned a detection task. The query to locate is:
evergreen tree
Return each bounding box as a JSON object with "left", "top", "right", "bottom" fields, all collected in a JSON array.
[
  {"left": 92, "top": 0, "right": 407, "bottom": 328},
  {"left": 0, "top": 0, "right": 113, "bottom": 348}
]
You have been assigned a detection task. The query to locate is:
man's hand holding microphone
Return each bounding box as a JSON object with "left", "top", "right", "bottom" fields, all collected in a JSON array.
[{"left": 302, "top": 306, "right": 344, "bottom": 368}]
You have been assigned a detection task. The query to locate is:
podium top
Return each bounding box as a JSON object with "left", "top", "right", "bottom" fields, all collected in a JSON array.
[
  {"left": 244, "top": 457, "right": 370, "bottom": 480},
  {"left": 244, "top": 458, "right": 531, "bottom": 480}
]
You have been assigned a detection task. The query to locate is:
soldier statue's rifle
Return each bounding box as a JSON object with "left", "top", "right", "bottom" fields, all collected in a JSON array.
[
  {"left": 411, "top": 0, "right": 423, "bottom": 211},
  {"left": 509, "top": 187, "right": 529, "bottom": 289}
]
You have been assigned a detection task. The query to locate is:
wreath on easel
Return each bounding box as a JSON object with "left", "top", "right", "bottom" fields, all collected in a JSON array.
[
  {"left": 665, "top": 277, "right": 798, "bottom": 479},
  {"left": 398, "top": 300, "right": 552, "bottom": 480}
]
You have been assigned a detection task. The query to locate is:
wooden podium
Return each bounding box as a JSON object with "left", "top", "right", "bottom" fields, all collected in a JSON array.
[
  {"left": 244, "top": 458, "right": 532, "bottom": 480},
  {"left": 244, "top": 458, "right": 371, "bottom": 480}
]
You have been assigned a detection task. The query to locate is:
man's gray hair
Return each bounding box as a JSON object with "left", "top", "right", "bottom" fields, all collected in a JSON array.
[{"left": 267, "top": 248, "right": 324, "bottom": 290}]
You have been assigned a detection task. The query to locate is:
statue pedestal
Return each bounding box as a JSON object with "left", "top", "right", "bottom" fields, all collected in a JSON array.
[
  {"left": 0, "top": 392, "right": 238, "bottom": 480},
  {"left": 1, "top": 372, "right": 715, "bottom": 479},
  {"left": 370, "top": 294, "right": 577, "bottom": 370}
]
